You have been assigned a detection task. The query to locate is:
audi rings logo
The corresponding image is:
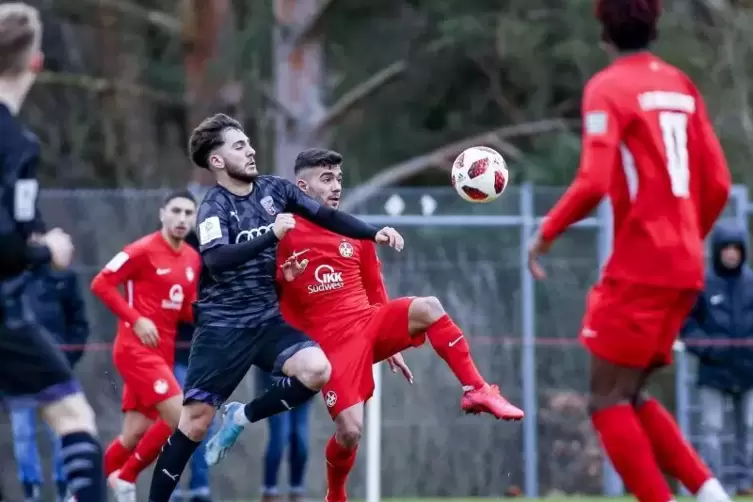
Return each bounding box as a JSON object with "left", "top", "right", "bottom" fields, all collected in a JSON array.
[{"left": 236, "top": 223, "right": 274, "bottom": 243}]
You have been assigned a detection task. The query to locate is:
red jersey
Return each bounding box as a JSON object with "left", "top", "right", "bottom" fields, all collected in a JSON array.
[
  {"left": 91, "top": 231, "right": 200, "bottom": 362},
  {"left": 276, "top": 217, "right": 387, "bottom": 344},
  {"left": 541, "top": 52, "right": 731, "bottom": 289}
]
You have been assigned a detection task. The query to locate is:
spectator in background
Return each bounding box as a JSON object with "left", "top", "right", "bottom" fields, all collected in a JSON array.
[
  {"left": 257, "top": 367, "right": 312, "bottom": 502},
  {"left": 682, "top": 220, "right": 753, "bottom": 494},
  {"left": 9, "top": 264, "right": 89, "bottom": 502},
  {"left": 171, "top": 228, "right": 215, "bottom": 502}
]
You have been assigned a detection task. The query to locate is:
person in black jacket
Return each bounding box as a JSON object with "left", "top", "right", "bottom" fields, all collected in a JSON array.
[
  {"left": 683, "top": 220, "right": 753, "bottom": 494},
  {"left": 8, "top": 264, "right": 90, "bottom": 502}
]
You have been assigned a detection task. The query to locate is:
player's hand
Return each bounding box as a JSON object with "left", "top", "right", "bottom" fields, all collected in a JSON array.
[
  {"left": 273, "top": 213, "right": 296, "bottom": 239},
  {"left": 375, "top": 227, "right": 404, "bottom": 252},
  {"left": 280, "top": 249, "right": 309, "bottom": 282},
  {"left": 527, "top": 230, "right": 553, "bottom": 280},
  {"left": 40, "top": 228, "right": 74, "bottom": 270},
  {"left": 386, "top": 353, "right": 413, "bottom": 384},
  {"left": 133, "top": 317, "right": 160, "bottom": 347}
]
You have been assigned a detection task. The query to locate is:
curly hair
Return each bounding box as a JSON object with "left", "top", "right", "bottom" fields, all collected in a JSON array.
[{"left": 595, "top": 0, "right": 661, "bottom": 51}]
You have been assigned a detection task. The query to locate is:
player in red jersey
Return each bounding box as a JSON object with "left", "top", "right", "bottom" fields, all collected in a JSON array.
[
  {"left": 91, "top": 190, "right": 201, "bottom": 502},
  {"left": 527, "top": 2, "right": 732, "bottom": 502},
  {"left": 275, "top": 148, "right": 523, "bottom": 502}
]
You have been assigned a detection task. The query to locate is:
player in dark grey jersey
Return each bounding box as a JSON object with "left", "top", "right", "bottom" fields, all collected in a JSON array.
[
  {"left": 0, "top": 4, "right": 105, "bottom": 502},
  {"left": 148, "top": 113, "right": 403, "bottom": 502}
]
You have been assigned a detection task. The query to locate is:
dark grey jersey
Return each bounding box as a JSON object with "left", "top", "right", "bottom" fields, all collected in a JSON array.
[{"left": 195, "top": 176, "right": 320, "bottom": 328}]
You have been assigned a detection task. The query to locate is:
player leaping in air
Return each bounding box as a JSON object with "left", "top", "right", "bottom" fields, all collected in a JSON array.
[
  {"left": 91, "top": 190, "right": 200, "bottom": 502},
  {"left": 527, "top": 2, "right": 732, "bottom": 502},
  {"left": 220, "top": 148, "right": 523, "bottom": 502},
  {"left": 147, "top": 114, "right": 404, "bottom": 502}
]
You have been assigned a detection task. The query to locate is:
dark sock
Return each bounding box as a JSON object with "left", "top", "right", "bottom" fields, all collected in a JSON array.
[
  {"left": 56, "top": 480, "right": 68, "bottom": 501},
  {"left": 22, "top": 482, "right": 40, "bottom": 501},
  {"left": 148, "top": 429, "right": 201, "bottom": 502},
  {"left": 244, "top": 376, "right": 317, "bottom": 423},
  {"left": 60, "top": 432, "right": 105, "bottom": 502}
]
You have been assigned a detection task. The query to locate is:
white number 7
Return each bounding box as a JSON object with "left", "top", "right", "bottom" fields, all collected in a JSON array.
[{"left": 659, "top": 111, "right": 689, "bottom": 198}]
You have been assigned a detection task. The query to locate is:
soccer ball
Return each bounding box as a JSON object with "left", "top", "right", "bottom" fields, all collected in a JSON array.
[{"left": 451, "top": 146, "right": 509, "bottom": 203}]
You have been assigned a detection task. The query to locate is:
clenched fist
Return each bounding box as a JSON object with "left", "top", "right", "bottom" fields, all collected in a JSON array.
[
  {"left": 273, "top": 213, "right": 296, "bottom": 239},
  {"left": 375, "top": 226, "right": 404, "bottom": 252},
  {"left": 41, "top": 228, "right": 74, "bottom": 269}
]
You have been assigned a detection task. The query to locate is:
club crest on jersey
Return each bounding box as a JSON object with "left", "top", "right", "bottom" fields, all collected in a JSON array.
[
  {"left": 325, "top": 391, "right": 337, "bottom": 408},
  {"left": 186, "top": 267, "right": 195, "bottom": 282},
  {"left": 260, "top": 196, "right": 279, "bottom": 216},
  {"left": 339, "top": 241, "right": 354, "bottom": 258}
]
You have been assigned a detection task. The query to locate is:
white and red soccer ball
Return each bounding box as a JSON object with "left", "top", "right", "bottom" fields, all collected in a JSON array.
[{"left": 451, "top": 146, "right": 509, "bottom": 203}]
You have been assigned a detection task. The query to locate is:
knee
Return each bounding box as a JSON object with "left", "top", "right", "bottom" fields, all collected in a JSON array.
[
  {"left": 179, "top": 403, "right": 216, "bottom": 441},
  {"left": 41, "top": 393, "right": 97, "bottom": 436},
  {"left": 335, "top": 419, "right": 363, "bottom": 450},
  {"left": 409, "top": 296, "right": 445, "bottom": 330},
  {"left": 287, "top": 347, "right": 331, "bottom": 391}
]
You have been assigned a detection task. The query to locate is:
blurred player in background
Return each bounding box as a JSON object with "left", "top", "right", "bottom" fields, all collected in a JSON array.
[
  {"left": 148, "top": 114, "right": 403, "bottom": 502},
  {"left": 0, "top": 4, "right": 105, "bottom": 501},
  {"left": 527, "top": 1, "right": 732, "bottom": 501},
  {"left": 265, "top": 148, "right": 524, "bottom": 502},
  {"left": 91, "top": 190, "right": 200, "bottom": 502},
  {"left": 9, "top": 259, "right": 90, "bottom": 502}
]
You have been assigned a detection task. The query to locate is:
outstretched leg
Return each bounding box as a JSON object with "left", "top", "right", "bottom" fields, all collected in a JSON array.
[{"left": 407, "top": 296, "right": 523, "bottom": 420}]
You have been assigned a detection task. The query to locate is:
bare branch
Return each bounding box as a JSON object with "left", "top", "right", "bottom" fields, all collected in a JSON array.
[
  {"left": 71, "top": 0, "right": 181, "bottom": 34},
  {"left": 311, "top": 60, "right": 407, "bottom": 135},
  {"left": 340, "top": 118, "right": 578, "bottom": 211},
  {"left": 36, "top": 71, "right": 184, "bottom": 104}
]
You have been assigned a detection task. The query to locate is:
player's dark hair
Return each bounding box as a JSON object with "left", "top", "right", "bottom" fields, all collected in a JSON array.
[
  {"left": 162, "top": 189, "right": 196, "bottom": 207},
  {"left": 595, "top": 0, "right": 661, "bottom": 51},
  {"left": 188, "top": 113, "right": 243, "bottom": 169},
  {"left": 294, "top": 148, "right": 343, "bottom": 174}
]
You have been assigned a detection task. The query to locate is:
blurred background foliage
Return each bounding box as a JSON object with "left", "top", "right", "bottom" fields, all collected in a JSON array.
[{"left": 23, "top": 0, "right": 753, "bottom": 193}]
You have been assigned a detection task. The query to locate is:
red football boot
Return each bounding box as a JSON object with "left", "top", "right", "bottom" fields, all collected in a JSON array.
[{"left": 461, "top": 384, "right": 524, "bottom": 420}]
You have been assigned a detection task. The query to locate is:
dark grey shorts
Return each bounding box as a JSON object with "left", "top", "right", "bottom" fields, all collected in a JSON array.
[{"left": 183, "top": 317, "right": 317, "bottom": 407}]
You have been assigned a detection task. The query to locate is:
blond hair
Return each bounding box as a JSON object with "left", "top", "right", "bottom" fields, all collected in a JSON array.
[{"left": 0, "top": 2, "right": 41, "bottom": 76}]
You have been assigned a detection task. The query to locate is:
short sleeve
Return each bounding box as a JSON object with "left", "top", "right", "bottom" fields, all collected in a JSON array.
[
  {"left": 280, "top": 178, "right": 321, "bottom": 216},
  {"left": 196, "top": 201, "right": 230, "bottom": 253},
  {"left": 581, "top": 78, "right": 622, "bottom": 149}
]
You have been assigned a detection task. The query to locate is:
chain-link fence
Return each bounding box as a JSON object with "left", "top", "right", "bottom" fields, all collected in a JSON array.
[{"left": 0, "top": 184, "right": 750, "bottom": 501}]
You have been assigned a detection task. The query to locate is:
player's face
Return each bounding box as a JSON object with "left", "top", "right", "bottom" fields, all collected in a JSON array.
[
  {"left": 160, "top": 197, "right": 196, "bottom": 241},
  {"left": 298, "top": 165, "right": 343, "bottom": 208},
  {"left": 720, "top": 244, "right": 742, "bottom": 270},
  {"left": 209, "top": 128, "right": 257, "bottom": 183}
]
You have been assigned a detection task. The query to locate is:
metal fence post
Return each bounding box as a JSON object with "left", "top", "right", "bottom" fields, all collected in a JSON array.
[
  {"left": 675, "top": 340, "right": 691, "bottom": 496},
  {"left": 596, "top": 200, "right": 624, "bottom": 496},
  {"left": 520, "top": 183, "right": 538, "bottom": 498}
]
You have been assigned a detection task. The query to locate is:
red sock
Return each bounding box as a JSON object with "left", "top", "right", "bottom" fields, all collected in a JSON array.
[
  {"left": 325, "top": 435, "right": 358, "bottom": 501},
  {"left": 591, "top": 404, "right": 674, "bottom": 502},
  {"left": 637, "top": 398, "right": 712, "bottom": 493},
  {"left": 118, "top": 420, "right": 174, "bottom": 483},
  {"left": 104, "top": 438, "right": 131, "bottom": 476},
  {"left": 425, "top": 315, "right": 485, "bottom": 389}
]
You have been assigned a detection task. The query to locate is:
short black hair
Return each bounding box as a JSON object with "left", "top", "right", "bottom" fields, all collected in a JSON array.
[
  {"left": 596, "top": 0, "right": 660, "bottom": 51},
  {"left": 294, "top": 148, "right": 343, "bottom": 174},
  {"left": 163, "top": 189, "right": 196, "bottom": 207},
  {"left": 188, "top": 113, "right": 243, "bottom": 169}
]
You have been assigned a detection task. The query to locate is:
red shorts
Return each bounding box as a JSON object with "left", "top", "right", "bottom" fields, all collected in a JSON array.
[
  {"left": 113, "top": 344, "right": 181, "bottom": 420},
  {"left": 319, "top": 297, "right": 425, "bottom": 419},
  {"left": 580, "top": 279, "right": 698, "bottom": 368}
]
